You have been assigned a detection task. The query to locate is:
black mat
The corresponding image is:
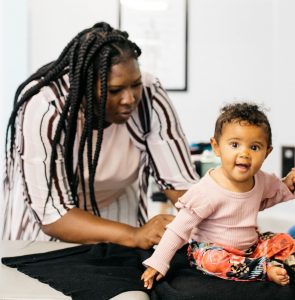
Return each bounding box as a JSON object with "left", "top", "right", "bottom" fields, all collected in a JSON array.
[{"left": 2, "top": 243, "right": 295, "bottom": 300}]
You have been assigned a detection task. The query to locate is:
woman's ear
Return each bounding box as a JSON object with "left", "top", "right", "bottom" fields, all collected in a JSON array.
[{"left": 210, "top": 137, "right": 221, "bottom": 157}]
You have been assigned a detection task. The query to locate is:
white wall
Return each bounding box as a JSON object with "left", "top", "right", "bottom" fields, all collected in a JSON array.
[
  {"left": 28, "top": 0, "right": 119, "bottom": 73},
  {"left": 1, "top": 0, "right": 295, "bottom": 230},
  {"left": 26, "top": 0, "right": 294, "bottom": 177},
  {"left": 23, "top": 0, "right": 295, "bottom": 176},
  {"left": 22, "top": 0, "right": 295, "bottom": 176},
  {"left": 1, "top": 0, "right": 28, "bottom": 168},
  {"left": 172, "top": 0, "right": 294, "bottom": 176},
  {"left": 0, "top": 0, "right": 3, "bottom": 237},
  {"left": 1, "top": 0, "right": 29, "bottom": 235},
  {"left": 4, "top": 0, "right": 295, "bottom": 171}
]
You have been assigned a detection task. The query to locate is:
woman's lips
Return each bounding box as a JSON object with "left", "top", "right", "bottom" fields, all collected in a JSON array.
[
  {"left": 117, "top": 110, "right": 133, "bottom": 120},
  {"left": 118, "top": 110, "right": 132, "bottom": 116},
  {"left": 120, "top": 110, "right": 132, "bottom": 114}
]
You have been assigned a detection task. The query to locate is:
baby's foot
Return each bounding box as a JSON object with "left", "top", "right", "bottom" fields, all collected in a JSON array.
[{"left": 267, "top": 266, "right": 290, "bottom": 286}]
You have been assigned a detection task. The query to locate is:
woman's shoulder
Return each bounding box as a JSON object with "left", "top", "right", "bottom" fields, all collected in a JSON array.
[
  {"left": 21, "top": 75, "right": 69, "bottom": 114},
  {"left": 142, "top": 72, "right": 157, "bottom": 86},
  {"left": 141, "top": 72, "right": 163, "bottom": 93}
]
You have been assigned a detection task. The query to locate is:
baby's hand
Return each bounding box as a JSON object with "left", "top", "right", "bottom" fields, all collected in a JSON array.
[
  {"left": 282, "top": 167, "right": 295, "bottom": 192},
  {"left": 141, "top": 267, "right": 163, "bottom": 289}
]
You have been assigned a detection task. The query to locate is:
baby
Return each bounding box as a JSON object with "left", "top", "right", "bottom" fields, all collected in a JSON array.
[{"left": 142, "top": 102, "right": 295, "bottom": 288}]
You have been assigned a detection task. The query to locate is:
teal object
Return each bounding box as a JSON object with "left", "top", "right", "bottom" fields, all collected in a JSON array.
[{"left": 288, "top": 225, "right": 295, "bottom": 238}]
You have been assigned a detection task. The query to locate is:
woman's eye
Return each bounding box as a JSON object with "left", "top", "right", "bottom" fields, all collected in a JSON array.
[
  {"left": 109, "top": 89, "right": 121, "bottom": 94},
  {"left": 133, "top": 82, "right": 142, "bottom": 88}
]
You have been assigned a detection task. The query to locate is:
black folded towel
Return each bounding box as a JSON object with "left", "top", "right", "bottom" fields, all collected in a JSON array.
[{"left": 2, "top": 243, "right": 295, "bottom": 300}]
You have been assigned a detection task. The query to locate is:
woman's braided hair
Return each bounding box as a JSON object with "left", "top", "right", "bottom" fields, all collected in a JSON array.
[{"left": 6, "top": 22, "right": 141, "bottom": 216}]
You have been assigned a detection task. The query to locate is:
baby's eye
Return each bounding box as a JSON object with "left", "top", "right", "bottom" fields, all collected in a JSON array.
[
  {"left": 251, "top": 145, "right": 260, "bottom": 151},
  {"left": 230, "top": 142, "right": 238, "bottom": 148}
]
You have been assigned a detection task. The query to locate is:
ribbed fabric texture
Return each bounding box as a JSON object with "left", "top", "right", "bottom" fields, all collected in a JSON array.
[{"left": 143, "top": 208, "right": 202, "bottom": 275}]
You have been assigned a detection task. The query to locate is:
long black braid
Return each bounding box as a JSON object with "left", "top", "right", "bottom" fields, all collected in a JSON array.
[{"left": 6, "top": 22, "right": 141, "bottom": 216}]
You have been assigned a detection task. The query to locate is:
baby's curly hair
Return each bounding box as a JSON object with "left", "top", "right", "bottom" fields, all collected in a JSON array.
[{"left": 214, "top": 102, "right": 272, "bottom": 147}]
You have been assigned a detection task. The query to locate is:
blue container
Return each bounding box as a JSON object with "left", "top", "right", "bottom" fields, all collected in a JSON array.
[{"left": 288, "top": 225, "right": 295, "bottom": 238}]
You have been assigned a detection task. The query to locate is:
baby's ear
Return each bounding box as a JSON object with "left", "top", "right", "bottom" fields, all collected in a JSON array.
[
  {"left": 210, "top": 137, "right": 220, "bottom": 157},
  {"left": 265, "top": 146, "right": 273, "bottom": 158}
]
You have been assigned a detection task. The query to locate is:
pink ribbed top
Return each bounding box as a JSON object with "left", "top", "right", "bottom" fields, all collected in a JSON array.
[{"left": 143, "top": 170, "right": 294, "bottom": 275}]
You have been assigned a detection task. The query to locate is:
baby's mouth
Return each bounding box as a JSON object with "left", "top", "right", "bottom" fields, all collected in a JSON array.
[{"left": 235, "top": 163, "right": 250, "bottom": 171}]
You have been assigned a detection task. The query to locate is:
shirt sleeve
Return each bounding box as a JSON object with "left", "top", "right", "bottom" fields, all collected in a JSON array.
[
  {"left": 259, "top": 171, "right": 295, "bottom": 211},
  {"left": 22, "top": 90, "right": 75, "bottom": 225},
  {"left": 144, "top": 74, "right": 199, "bottom": 190},
  {"left": 175, "top": 180, "right": 214, "bottom": 219},
  {"left": 142, "top": 207, "right": 202, "bottom": 275}
]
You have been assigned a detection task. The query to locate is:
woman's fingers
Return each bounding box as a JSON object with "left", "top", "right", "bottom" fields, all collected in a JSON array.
[{"left": 134, "top": 214, "right": 175, "bottom": 249}]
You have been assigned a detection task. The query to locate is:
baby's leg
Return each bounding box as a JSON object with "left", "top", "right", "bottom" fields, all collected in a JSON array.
[
  {"left": 253, "top": 232, "right": 295, "bottom": 285},
  {"left": 254, "top": 232, "right": 295, "bottom": 261},
  {"left": 267, "top": 265, "right": 290, "bottom": 286},
  {"left": 188, "top": 241, "right": 267, "bottom": 281},
  {"left": 284, "top": 254, "right": 295, "bottom": 271}
]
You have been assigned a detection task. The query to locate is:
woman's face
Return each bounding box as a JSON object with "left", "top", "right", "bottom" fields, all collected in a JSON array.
[{"left": 97, "top": 58, "right": 143, "bottom": 124}]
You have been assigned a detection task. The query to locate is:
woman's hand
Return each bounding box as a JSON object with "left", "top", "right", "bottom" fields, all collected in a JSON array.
[
  {"left": 282, "top": 167, "right": 295, "bottom": 192},
  {"left": 141, "top": 267, "right": 163, "bottom": 289},
  {"left": 132, "top": 214, "right": 174, "bottom": 249}
]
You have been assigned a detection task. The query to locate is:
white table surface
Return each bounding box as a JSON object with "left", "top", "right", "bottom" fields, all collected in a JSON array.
[{"left": 0, "top": 240, "right": 78, "bottom": 300}]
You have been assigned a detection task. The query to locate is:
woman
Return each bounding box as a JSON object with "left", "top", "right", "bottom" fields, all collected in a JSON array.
[{"left": 3, "top": 22, "right": 198, "bottom": 249}]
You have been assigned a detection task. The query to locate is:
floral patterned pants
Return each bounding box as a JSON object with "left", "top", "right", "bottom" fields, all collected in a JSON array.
[{"left": 188, "top": 232, "right": 295, "bottom": 281}]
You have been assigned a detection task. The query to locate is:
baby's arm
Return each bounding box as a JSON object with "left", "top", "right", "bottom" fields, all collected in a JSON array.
[
  {"left": 141, "top": 208, "right": 202, "bottom": 288},
  {"left": 141, "top": 267, "right": 163, "bottom": 289},
  {"left": 282, "top": 167, "right": 295, "bottom": 192},
  {"left": 260, "top": 170, "right": 295, "bottom": 211}
]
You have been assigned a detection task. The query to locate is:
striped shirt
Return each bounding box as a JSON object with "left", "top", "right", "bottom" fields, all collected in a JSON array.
[
  {"left": 2, "top": 72, "right": 199, "bottom": 241},
  {"left": 143, "top": 170, "right": 295, "bottom": 276}
]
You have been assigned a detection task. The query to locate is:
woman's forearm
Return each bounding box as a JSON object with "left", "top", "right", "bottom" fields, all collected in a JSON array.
[
  {"left": 42, "top": 208, "right": 136, "bottom": 247},
  {"left": 164, "top": 189, "right": 187, "bottom": 204}
]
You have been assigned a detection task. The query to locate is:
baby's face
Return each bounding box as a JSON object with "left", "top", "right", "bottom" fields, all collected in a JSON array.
[{"left": 212, "top": 121, "right": 272, "bottom": 190}]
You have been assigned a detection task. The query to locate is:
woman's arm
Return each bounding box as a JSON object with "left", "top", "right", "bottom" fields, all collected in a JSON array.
[
  {"left": 164, "top": 189, "right": 187, "bottom": 205},
  {"left": 42, "top": 208, "right": 174, "bottom": 249}
]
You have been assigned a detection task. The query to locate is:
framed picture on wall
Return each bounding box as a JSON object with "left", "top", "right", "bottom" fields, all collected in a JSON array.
[{"left": 119, "top": 0, "right": 188, "bottom": 91}]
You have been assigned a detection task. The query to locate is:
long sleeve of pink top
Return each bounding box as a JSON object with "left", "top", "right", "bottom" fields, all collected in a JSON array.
[
  {"left": 143, "top": 170, "right": 295, "bottom": 276},
  {"left": 143, "top": 208, "right": 202, "bottom": 275}
]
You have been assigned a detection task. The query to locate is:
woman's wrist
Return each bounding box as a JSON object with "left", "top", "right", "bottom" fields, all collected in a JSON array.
[{"left": 108, "top": 223, "right": 138, "bottom": 248}]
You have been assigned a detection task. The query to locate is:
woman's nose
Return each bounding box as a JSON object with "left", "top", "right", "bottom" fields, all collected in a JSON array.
[{"left": 121, "top": 89, "right": 136, "bottom": 106}]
